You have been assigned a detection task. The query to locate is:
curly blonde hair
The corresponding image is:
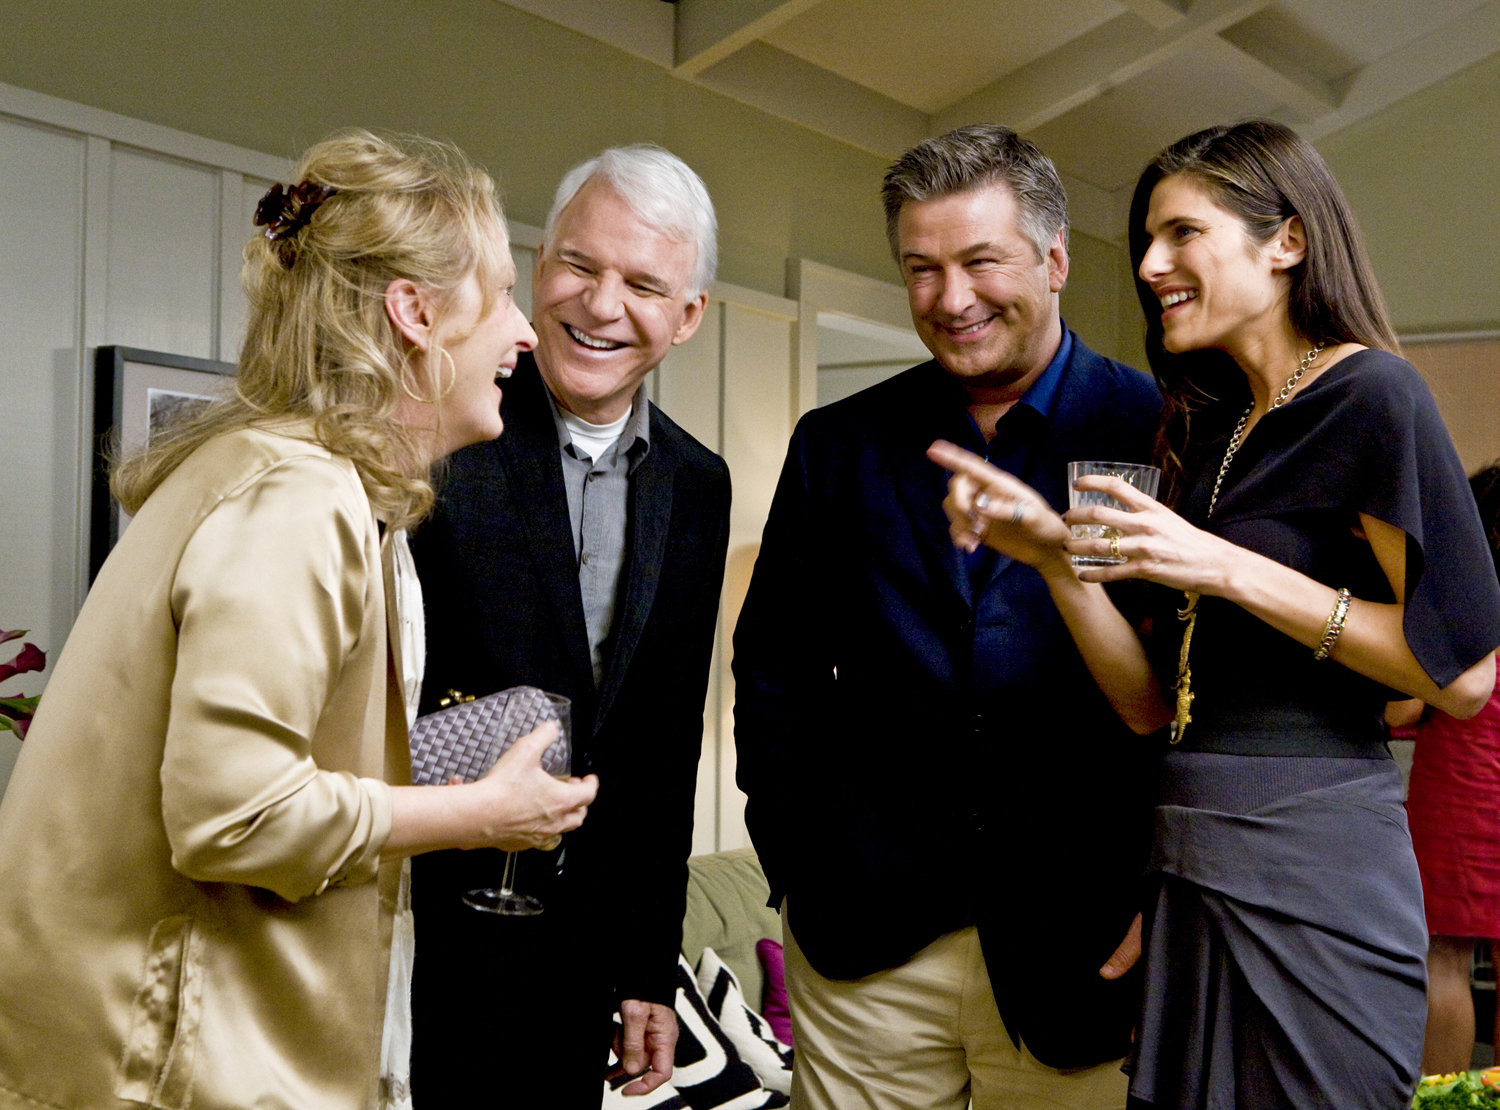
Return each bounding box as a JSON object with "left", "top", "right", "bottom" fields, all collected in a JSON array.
[{"left": 111, "top": 129, "right": 510, "bottom": 530}]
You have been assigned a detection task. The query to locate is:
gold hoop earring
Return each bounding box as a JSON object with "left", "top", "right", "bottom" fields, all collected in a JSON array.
[{"left": 401, "top": 347, "right": 457, "bottom": 404}]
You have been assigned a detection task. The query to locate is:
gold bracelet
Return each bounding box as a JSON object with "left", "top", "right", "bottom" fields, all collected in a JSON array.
[{"left": 1313, "top": 588, "right": 1352, "bottom": 661}]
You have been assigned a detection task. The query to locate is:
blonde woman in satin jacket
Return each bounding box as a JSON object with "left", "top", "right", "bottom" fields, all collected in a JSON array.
[{"left": 0, "top": 131, "right": 597, "bottom": 1110}]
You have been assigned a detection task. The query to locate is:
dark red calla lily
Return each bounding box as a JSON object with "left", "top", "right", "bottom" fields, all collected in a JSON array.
[{"left": 0, "top": 642, "right": 45, "bottom": 685}]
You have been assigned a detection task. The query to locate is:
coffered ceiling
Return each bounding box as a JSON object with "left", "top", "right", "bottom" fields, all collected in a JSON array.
[{"left": 493, "top": 0, "right": 1500, "bottom": 241}]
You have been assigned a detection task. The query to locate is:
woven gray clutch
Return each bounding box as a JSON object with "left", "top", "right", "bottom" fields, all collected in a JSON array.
[{"left": 408, "top": 685, "right": 570, "bottom": 785}]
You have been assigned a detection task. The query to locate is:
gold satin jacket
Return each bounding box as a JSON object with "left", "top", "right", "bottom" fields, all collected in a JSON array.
[{"left": 0, "top": 426, "right": 409, "bottom": 1109}]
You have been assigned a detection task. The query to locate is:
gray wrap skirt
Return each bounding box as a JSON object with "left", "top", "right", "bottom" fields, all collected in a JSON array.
[{"left": 1126, "top": 753, "right": 1427, "bottom": 1109}]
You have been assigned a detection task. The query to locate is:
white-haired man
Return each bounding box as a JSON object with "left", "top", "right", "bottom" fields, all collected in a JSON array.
[{"left": 409, "top": 146, "right": 730, "bottom": 1108}]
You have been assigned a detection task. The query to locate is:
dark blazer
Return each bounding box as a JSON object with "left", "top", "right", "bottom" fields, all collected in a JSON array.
[
  {"left": 410, "top": 354, "right": 730, "bottom": 1007},
  {"left": 733, "top": 332, "right": 1163, "bottom": 1069}
]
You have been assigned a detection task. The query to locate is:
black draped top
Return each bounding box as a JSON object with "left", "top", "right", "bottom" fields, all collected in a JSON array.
[{"left": 1156, "top": 349, "right": 1500, "bottom": 757}]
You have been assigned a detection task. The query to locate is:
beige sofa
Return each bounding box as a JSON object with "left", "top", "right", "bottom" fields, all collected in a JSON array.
[{"left": 681, "top": 848, "right": 782, "bottom": 1009}]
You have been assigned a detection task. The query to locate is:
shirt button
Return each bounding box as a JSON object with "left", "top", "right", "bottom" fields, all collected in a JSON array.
[{"left": 581, "top": 552, "right": 592, "bottom": 565}]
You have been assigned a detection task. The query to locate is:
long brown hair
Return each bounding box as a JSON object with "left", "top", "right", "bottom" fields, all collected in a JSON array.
[
  {"left": 1127, "top": 120, "right": 1400, "bottom": 504},
  {"left": 111, "top": 130, "right": 509, "bottom": 529}
]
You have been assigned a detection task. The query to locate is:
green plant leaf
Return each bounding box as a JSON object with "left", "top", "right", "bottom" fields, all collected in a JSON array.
[{"left": 0, "top": 695, "right": 40, "bottom": 715}]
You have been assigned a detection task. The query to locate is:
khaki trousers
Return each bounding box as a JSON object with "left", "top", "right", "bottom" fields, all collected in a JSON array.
[{"left": 783, "top": 917, "right": 1127, "bottom": 1110}]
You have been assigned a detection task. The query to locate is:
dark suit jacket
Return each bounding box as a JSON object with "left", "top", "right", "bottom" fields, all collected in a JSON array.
[
  {"left": 411, "top": 354, "right": 730, "bottom": 1007},
  {"left": 733, "top": 332, "right": 1164, "bottom": 1069}
]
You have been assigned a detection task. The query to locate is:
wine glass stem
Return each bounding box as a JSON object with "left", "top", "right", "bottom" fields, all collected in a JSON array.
[{"left": 499, "top": 850, "right": 519, "bottom": 896}]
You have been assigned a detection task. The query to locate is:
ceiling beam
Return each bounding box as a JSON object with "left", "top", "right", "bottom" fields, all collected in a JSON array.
[
  {"left": 1114, "top": 0, "right": 1187, "bottom": 31},
  {"left": 1058, "top": 172, "right": 1131, "bottom": 245},
  {"left": 674, "top": 0, "right": 824, "bottom": 76},
  {"left": 692, "top": 42, "right": 929, "bottom": 159},
  {"left": 1298, "top": 0, "right": 1500, "bottom": 142},
  {"left": 932, "top": 0, "right": 1271, "bottom": 135},
  {"left": 1199, "top": 35, "right": 1340, "bottom": 120},
  {"left": 492, "top": 0, "right": 674, "bottom": 67}
]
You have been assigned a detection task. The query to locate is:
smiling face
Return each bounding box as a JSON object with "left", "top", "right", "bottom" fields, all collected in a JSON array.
[
  {"left": 531, "top": 176, "right": 707, "bottom": 424},
  {"left": 1137, "top": 174, "right": 1296, "bottom": 361},
  {"left": 896, "top": 182, "right": 1067, "bottom": 398},
  {"left": 433, "top": 241, "right": 537, "bottom": 456}
]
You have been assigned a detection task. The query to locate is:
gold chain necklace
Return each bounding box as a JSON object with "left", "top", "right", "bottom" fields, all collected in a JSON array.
[{"left": 1172, "top": 343, "right": 1324, "bottom": 743}]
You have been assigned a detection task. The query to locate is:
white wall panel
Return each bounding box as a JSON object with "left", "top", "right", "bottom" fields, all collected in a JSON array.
[
  {"left": 653, "top": 285, "right": 798, "bottom": 857},
  {"left": 655, "top": 301, "right": 722, "bottom": 453},
  {"left": 0, "top": 99, "right": 289, "bottom": 802},
  {"left": 717, "top": 302, "right": 794, "bottom": 852},
  {"left": 722, "top": 305, "right": 793, "bottom": 553},
  {"left": 217, "top": 173, "right": 273, "bottom": 364},
  {"left": 653, "top": 305, "right": 726, "bottom": 858},
  {"left": 0, "top": 115, "right": 85, "bottom": 787},
  {"left": 105, "top": 147, "right": 218, "bottom": 359},
  {"left": 510, "top": 245, "right": 536, "bottom": 320},
  {"left": 507, "top": 220, "right": 542, "bottom": 321},
  {"left": 789, "top": 258, "right": 913, "bottom": 420}
]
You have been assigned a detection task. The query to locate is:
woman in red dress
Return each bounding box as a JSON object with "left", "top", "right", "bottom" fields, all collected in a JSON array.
[{"left": 1402, "top": 462, "right": 1500, "bottom": 1074}]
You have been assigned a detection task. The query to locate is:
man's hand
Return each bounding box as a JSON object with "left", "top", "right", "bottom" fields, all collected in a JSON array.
[
  {"left": 609, "top": 999, "right": 677, "bottom": 1096},
  {"left": 1098, "top": 912, "right": 1142, "bottom": 979}
]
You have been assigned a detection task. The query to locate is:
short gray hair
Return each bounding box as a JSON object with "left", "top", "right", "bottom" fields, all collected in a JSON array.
[
  {"left": 545, "top": 144, "right": 718, "bottom": 299},
  {"left": 882, "top": 124, "right": 1069, "bottom": 262}
]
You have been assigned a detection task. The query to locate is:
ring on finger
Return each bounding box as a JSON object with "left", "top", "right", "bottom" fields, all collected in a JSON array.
[
  {"left": 1109, "top": 534, "right": 1122, "bottom": 560},
  {"left": 1011, "top": 501, "right": 1025, "bottom": 525}
]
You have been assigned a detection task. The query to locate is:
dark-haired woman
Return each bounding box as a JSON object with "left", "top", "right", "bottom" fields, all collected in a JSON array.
[
  {"left": 0, "top": 131, "right": 597, "bottom": 1109},
  {"left": 928, "top": 119, "right": 1500, "bottom": 1108},
  {"left": 1401, "top": 463, "right": 1500, "bottom": 1075}
]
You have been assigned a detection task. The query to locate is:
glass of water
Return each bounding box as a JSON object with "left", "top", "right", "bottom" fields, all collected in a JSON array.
[{"left": 1067, "top": 461, "right": 1161, "bottom": 567}]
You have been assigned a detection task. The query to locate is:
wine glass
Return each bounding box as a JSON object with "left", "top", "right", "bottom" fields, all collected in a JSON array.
[{"left": 462, "top": 691, "right": 571, "bottom": 917}]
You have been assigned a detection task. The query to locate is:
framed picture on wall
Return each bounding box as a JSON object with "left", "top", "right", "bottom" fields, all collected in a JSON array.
[{"left": 90, "top": 346, "right": 236, "bottom": 582}]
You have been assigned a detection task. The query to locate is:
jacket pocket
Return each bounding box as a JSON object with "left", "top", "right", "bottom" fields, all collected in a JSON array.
[{"left": 116, "top": 914, "right": 204, "bottom": 1109}]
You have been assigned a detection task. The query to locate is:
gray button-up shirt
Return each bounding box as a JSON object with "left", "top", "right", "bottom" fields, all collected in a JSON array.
[{"left": 547, "top": 384, "right": 652, "bottom": 687}]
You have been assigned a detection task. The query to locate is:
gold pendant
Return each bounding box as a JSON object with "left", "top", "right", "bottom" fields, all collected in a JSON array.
[
  {"left": 1173, "top": 671, "right": 1193, "bottom": 743},
  {"left": 1172, "top": 591, "right": 1200, "bottom": 745}
]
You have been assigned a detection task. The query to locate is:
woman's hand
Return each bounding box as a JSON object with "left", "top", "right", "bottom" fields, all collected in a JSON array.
[
  {"left": 1074, "top": 482, "right": 1498, "bottom": 719},
  {"left": 928, "top": 440, "right": 1171, "bottom": 732},
  {"left": 1062, "top": 474, "right": 1241, "bottom": 595},
  {"left": 927, "top": 440, "right": 1071, "bottom": 575},
  {"left": 383, "top": 722, "right": 599, "bottom": 860},
  {"left": 468, "top": 722, "right": 597, "bottom": 851}
]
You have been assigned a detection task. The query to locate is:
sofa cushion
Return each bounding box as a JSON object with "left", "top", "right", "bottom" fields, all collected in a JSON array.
[
  {"left": 682, "top": 849, "right": 781, "bottom": 1007},
  {"left": 697, "top": 946, "right": 793, "bottom": 1094},
  {"left": 671, "top": 953, "right": 788, "bottom": 1109},
  {"left": 754, "top": 939, "right": 793, "bottom": 1047}
]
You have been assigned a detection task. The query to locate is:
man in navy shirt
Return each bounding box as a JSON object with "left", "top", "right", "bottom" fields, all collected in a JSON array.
[{"left": 734, "top": 124, "right": 1162, "bottom": 1110}]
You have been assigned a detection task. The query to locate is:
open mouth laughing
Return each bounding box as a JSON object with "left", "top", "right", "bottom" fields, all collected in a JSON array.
[{"left": 565, "top": 323, "right": 626, "bottom": 352}]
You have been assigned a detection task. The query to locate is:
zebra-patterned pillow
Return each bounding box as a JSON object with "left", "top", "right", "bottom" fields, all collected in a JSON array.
[
  {"left": 671, "top": 953, "right": 787, "bottom": 1109},
  {"left": 695, "top": 947, "right": 794, "bottom": 1095}
]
